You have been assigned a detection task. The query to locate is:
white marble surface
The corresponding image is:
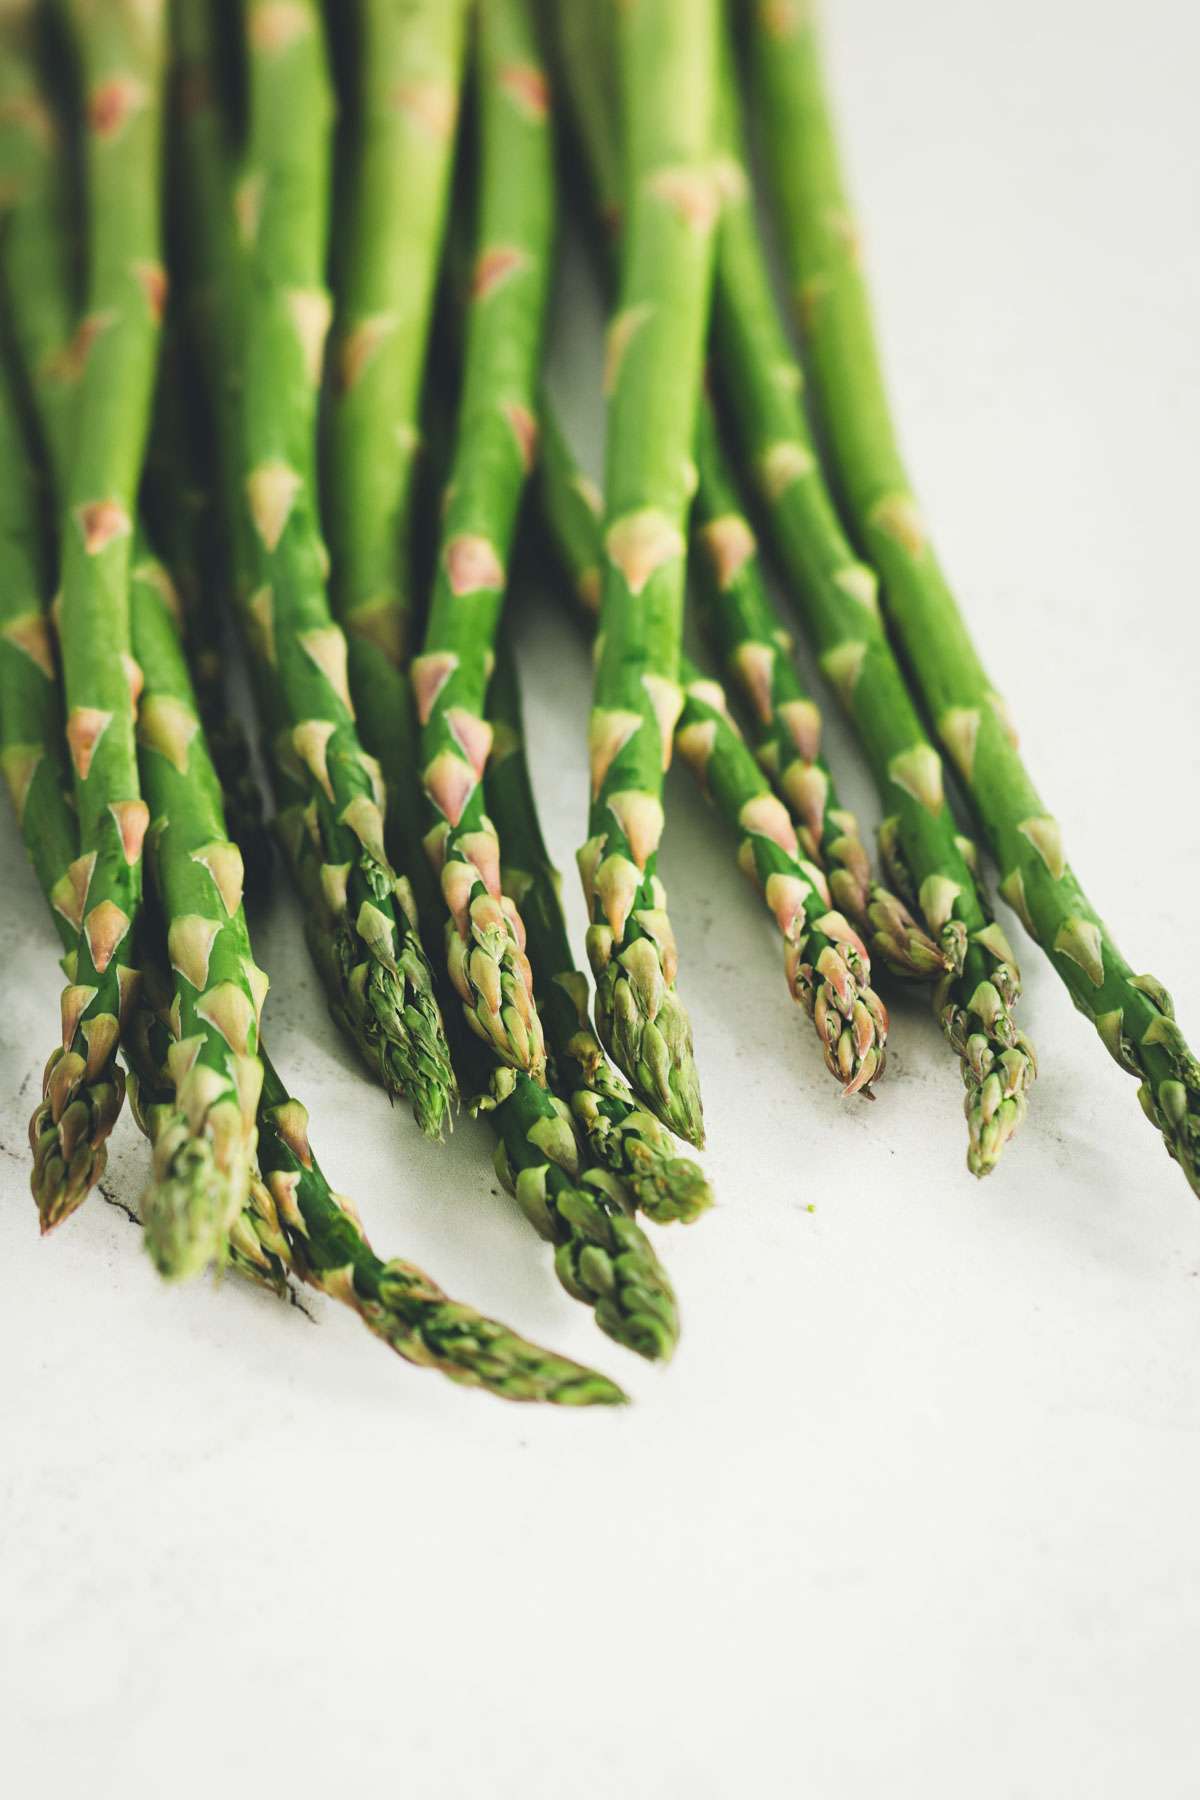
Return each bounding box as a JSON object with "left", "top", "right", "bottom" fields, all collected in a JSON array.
[{"left": 5, "top": 2, "right": 1200, "bottom": 1794}]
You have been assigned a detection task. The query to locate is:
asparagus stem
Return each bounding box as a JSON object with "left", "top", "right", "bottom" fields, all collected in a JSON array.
[
  {"left": 548, "top": 0, "right": 939, "bottom": 993},
  {"left": 485, "top": 635, "right": 712, "bottom": 1224},
  {"left": 171, "top": 0, "right": 456, "bottom": 1139},
  {"left": 142, "top": 334, "right": 273, "bottom": 903},
  {"left": 3, "top": 1, "right": 167, "bottom": 1227},
  {"left": 324, "top": 0, "right": 468, "bottom": 675},
  {"left": 538, "top": 407, "right": 887, "bottom": 1098},
  {"left": 129, "top": 548, "right": 268, "bottom": 1279},
  {"left": 574, "top": 0, "right": 718, "bottom": 1150},
  {"left": 750, "top": 5, "right": 1200, "bottom": 1193},
  {"left": 411, "top": 0, "right": 553, "bottom": 1083},
  {"left": 251, "top": 1053, "right": 627, "bottom": 1403},
  {"left": 689, "top": 11, "right": 1034, "bottom": 1175}
]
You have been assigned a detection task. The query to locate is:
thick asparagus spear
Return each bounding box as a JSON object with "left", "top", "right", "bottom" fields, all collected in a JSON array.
[
  {"left": 750, "top": 5, "right": 1200, "bottom": 1193},
  {"left": 538, "top": 407, "right": 887, "bottom": 1097},
  {"left": 8, "top": 1, "right": 166, "bottom": 1228},
  {"left": 172, "top": 0, "right": 456, "bottom": 1139},
  {"left": 576, "top": 0, "right": 717, "bottom": 1149},
  {"left": 411, "top": 0, "right": 552, "bottom": 1082},
  {"left": 485, "top": 636, "right": 712, "bottom": 1224},
  {"left": 324, "top": 0, "right": 467, "bottom": 674},
  {"left": 548, "top": 0, "right": 939, "bottom": 991}
]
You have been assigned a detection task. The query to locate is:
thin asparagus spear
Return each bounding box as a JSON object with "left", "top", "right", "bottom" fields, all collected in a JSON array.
[
  {"left": 411, "top": 0, "right": 552, "bottom": 1082},
  {"left": 750, "top": 4, "right": 1200, "bottom": 1193},
  {"left": 575, "top": 0, "right": 718, "bottom": 1149},
  {"left": 8, "top": 1, "right": 167, "bottom": 1228},
  {"left": 485, "top": 635, "right": 713, "bottom": 1224},
  {"left": 173, "top": 0, "right": 456, "bottom": 1138},
  {"left": 689, "top": 12, "right": 1034, "bottom": 1175},
  {"left": 142, "top": 334, "right": 272, "bottom": 902},
  {"left": 538, "top": 406, "right": 887, "bottom": 1097},
  {"left": 130, "top": 548, "right": 268, "bottom": 1279},
  {"left": 548, "top": 0, "right": 940, "bottom": 989}
]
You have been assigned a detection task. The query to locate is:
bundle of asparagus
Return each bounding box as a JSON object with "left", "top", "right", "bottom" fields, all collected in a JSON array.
[{"left": 1, "top": 0, "right": 1194, "bottom": 1415}]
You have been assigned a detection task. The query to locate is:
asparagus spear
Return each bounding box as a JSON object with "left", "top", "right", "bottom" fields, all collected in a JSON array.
[
  {"left": 750, "top": 5, "right": 1200, "bottom": 1194},
  {"left": 485, "top": 635, "right": 712, "bottom": 1224},
  {"left": 0, "top": 570, "right": 622, "bottom": 1401},
  {"left": 411, "top": 0, "right": 552, "bottom": 1083},
  {"left": 172, "top": 0, "right": 456, "bottom": 1139},
  {"left": 576, "top": 0, "right": 718, "bottom": 1150},
  {"left": 547, "top": 0, "right": 939, "bottom": 990},
  {"left": 689, "top": 12, "right": 1033, "bottom": 1175},
  {"left": 7, "top": 1, "right": 166, "bottom": 1228},
  {"left": 324, "top": 0, "right": 467, "bottom": 676},
  {"left": 538, "top": 406, "right": 887, "bottom": 1097},
  {"left": 142, "top": 334, "right": 272, "bottom": 903},
  {"left": 129, "top": 548, "right": 268, "bottom": 1279},
  {"left": 1, "top": 7, "right": 273, "bottom": 1276}
]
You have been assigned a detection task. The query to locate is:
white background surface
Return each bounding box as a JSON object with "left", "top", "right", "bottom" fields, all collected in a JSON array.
[{"left": 4, "top": 2, "right": 1200, "bottom": 1794}]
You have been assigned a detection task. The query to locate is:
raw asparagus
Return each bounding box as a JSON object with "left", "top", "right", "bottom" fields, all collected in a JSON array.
[
  {"left": 750, "top": 2, "right": 1200, "bottom": 1193},
  {"left": 538, "top": 406, "right": 888, "bottom": 1098},
  {"left": 575, "top": 0, "right": 717, "bottom": 1149},
  {"left": 701, "top": 11, "right": 1035, "bottom": 1174},
  {"left": 548, "top": 0, "right": 940, "bottom": 989},
  {"left": 485, "top": 635, "right": 712, "bottom": 1224},
  {"left": 278, "top": 753, "right": 680, "bottom": 1364},
  {"left": 411, "top": 0, "right": 552, "bottom": 1082},
  {"left": 11, "top": 1, "right": 166, "bottom": 1228},
  {"left": 173, "top": 0, "right": 456, "bottom": 1138}
]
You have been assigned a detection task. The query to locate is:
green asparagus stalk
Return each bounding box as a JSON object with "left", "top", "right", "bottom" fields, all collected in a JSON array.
[
  {"left": 750, "top": 4, "right": 1200, "bottom": 1193},
  {"left": 252, "top": 1053, "right": 627, "bottom": 1403},
  {"left": 538, "top": 406, "right": 887, "bottom": 1096},
  {"left": 485, "top": 635, "right": 712, "bottom": 1224},
  {"left": 8, "top": 1, "right": 166, "bottom": 1228},
  {"left": 0, "top": 555, "right": 620, "bottom": 1398},
  {"left": 411, "top": 0, "right": 552, "bottom": 1083},
  {"left": 575, "top": 0, "right": 717, "bottom": 1149},
  {"left": 320, "top": 0, "right": 466, "bottom": 972},
  {"left": 173, "top": 0, "right": 456, "bottom": 1139},
  {"left": 694, "top": 11, "right": 1034, "bottom": 1174},
  {"left": 129, "top": 548, "right": 268, "bottom": 1279},
  {"left": 548, "top": 0, "right": 939, "bottom": 991},
  {"left": 324, "top": 0, "right": 467, "bottom": 675},
  {"left": 1, "top": 7, "right": 275, "bottom": 1275},
  {"left": 0, "top": 284, "right": 289, "bottom": 1290},
  {"left": 142, "top": 335, "right": 272, "bottom": 902}
]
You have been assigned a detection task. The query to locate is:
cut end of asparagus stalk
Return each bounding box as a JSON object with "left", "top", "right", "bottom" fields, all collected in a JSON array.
[
  {"left": 29, "top": 1046, "right": 126, "bottom": 1232},
  {"left": 588, "top": 933, "right": 705, "bottom": 1149}
]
